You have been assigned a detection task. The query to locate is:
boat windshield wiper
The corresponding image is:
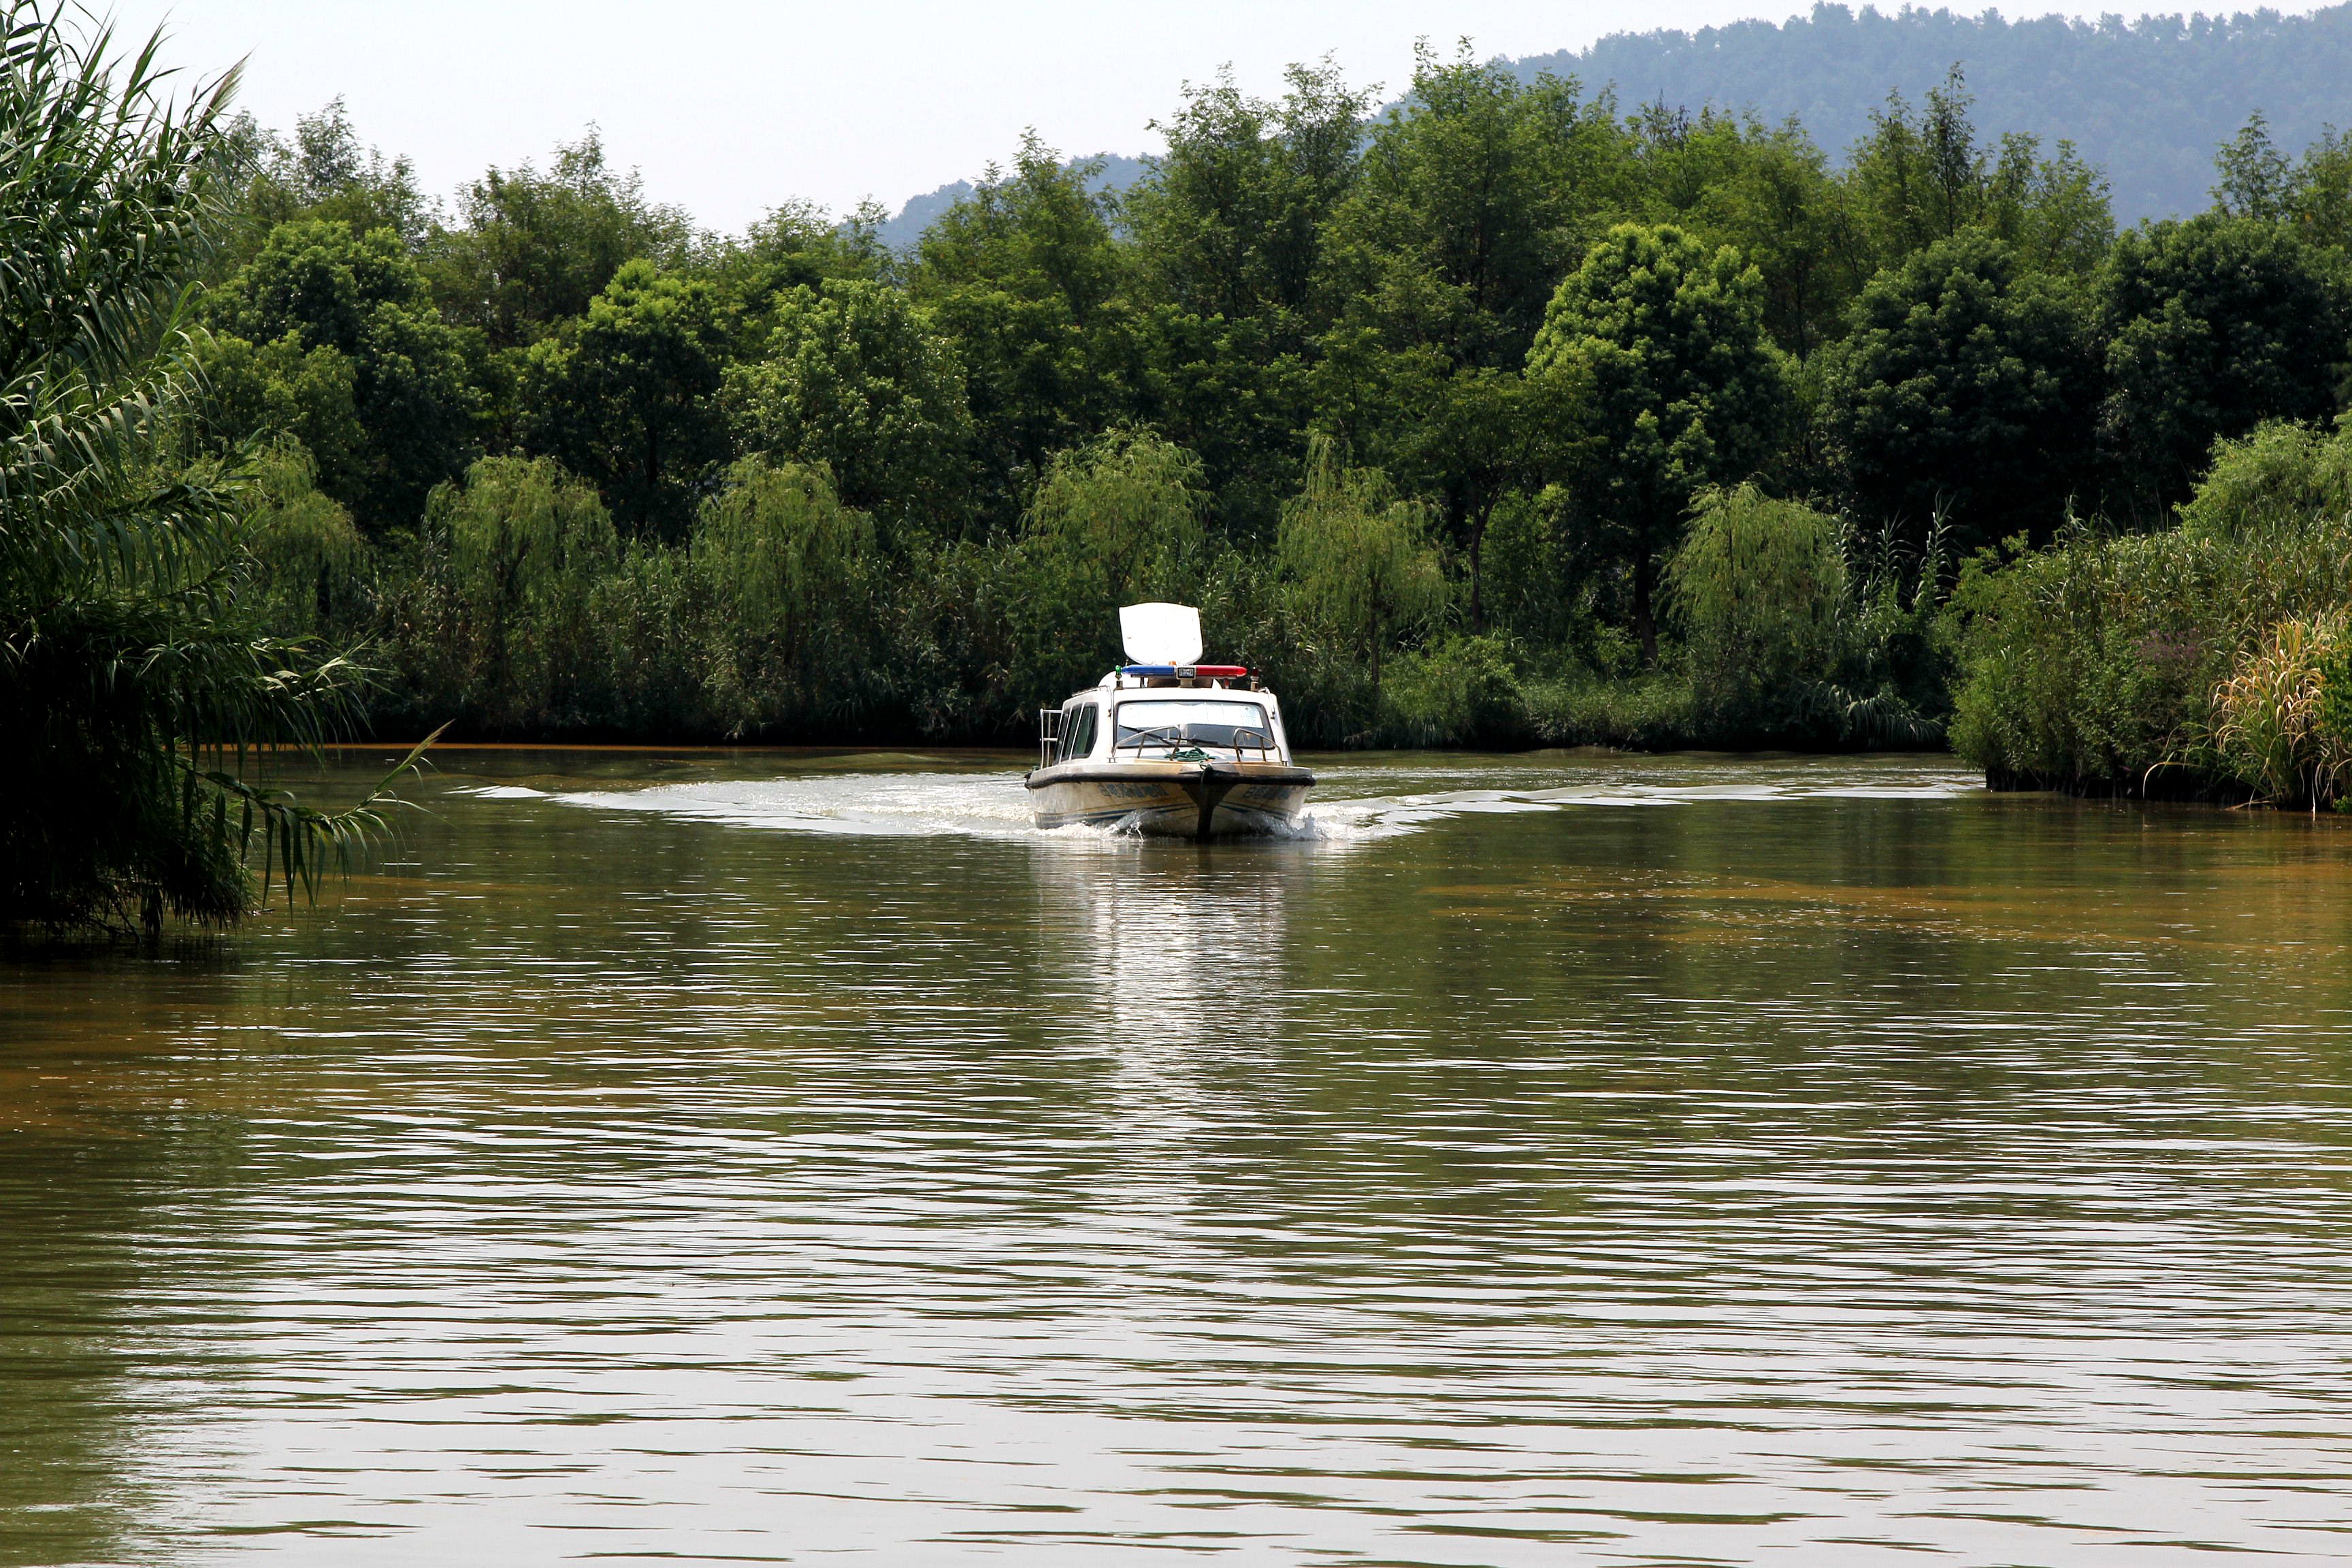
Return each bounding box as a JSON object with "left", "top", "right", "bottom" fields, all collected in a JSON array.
[{"left": 1115, "top": 724, "right": 1189, "bottom": 753}]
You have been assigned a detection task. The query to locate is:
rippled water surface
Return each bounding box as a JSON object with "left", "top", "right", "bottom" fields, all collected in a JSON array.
[{"left": 6, "top": 747, "right": 2352, "bottom": 1567}]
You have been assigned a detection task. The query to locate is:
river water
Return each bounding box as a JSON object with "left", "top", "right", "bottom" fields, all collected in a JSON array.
[{"left": 5, "top": 748, "right": 2351, "bottom": 1567}]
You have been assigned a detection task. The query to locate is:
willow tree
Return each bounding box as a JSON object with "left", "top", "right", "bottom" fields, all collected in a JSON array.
[
  {"left": 1278, "top": 435, "right": 1446, "bottom": 693},
  {"left": 1010, "top": 429, "right": 1209, "bottom": 698},
  {"left": 1, "top": 5, "right": 416, "bottom": 934}
]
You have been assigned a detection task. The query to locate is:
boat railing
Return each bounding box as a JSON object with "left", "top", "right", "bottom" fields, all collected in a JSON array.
[{"left": 1037, "top": 707, "right": 1062, "bottom": 770}]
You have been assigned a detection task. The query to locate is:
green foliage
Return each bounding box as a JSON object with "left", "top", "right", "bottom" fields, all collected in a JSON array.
[
  {"left": 203, "top": 218, "right": 485, "bottom": 527},
  {"left": 2208, "top": 615, "right": 2350, "bottom": 805},
  {"left": 145, "top": 24, "right": 2352, "bottom": 774},
  {"left": 726, "top": 278, "right": 971, "bottom": 526},
  {"left": 1530, "top": 222, "right": 1792, "bottom": 660},
  {"left": 1002, "top": 429, "right": 1208, "bottom": 704},
  {"left": 1844, "top": 68, "right": 2114, "bottom": 278},
  {"left": 216, "top": 96, "right": 432, "bottom": 274},
  {"left": 691, "top": 457, "right": 878, "bottom": 730},
  {"left": 191, "top": 326, "right": 364, "bottom": 485},
  {"left": 1816, "top": 231, "right": 2100, "bottom": 551},
  {"left": 1326, "top": 44, "right": 1628, "bottom": 373},
  {"left": 519, "top": 259, "right": 728, "bottom": 540},
  {"left": 2317, "top": 635, "right": 2352, "bottom": 767},
  {"left": 1953, "top": 421, "right": 2352, "bottom": 793},
  {"left": 1535, "top": 7, "right": 2352, "bottom": 224},
  {"left": 1388, "top": 365, "right": 1556, "bottom": 627},
  {"left": 415, "top": 455, "right": 619, "bottom": 732},
  {"left": 701, "top": 199, "right": 892, "bottom": 348},
  {"left": 1126, "top": 64, "right": 1368, "bottom": 337},
  {"left": 1373, "top": 634, "right": 1525, "bottom": 748},
  {"left": 242, "top": 440, "right": 367, "bottom": 638},
  {"left": 423, "top": 131, "right": 696, "bottom": 348},
  {"left": 908, "top": 140, "right": 1133, "bottom": 527},
  {"left": 2174, "top": 416, "right": 2352, "bottom": 536},
  {"left": 2288, "top": 125, "right": 2352, "bottom": 255},
  {"left": 1277, "top": 436, "right": 1447, "bottom": 695},
  {"left": 1, "top": 5, "right": 413, "bottom": 934},
  {"left": 1627, "top": 108, "right": 1857, "bottom": 358},
  {"left": 2096, "top": 214, "right": 2352, "bottom": 518},
  {"left": 1667, "top": 485, "right": 1848, "bottom": 735},
  {"left": 1520, "top": 669, "right": 1698, "bottom": 749}
]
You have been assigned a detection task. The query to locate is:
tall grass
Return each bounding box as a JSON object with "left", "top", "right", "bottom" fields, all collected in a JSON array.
[
  {"left": 2, "top": 4, "right": 423, "bottom": 934},
  {"left": 1952, "top": 419, "right": 2352, "bottom": 798}
]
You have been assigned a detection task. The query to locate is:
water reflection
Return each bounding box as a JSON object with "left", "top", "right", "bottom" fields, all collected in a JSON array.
[
  {"left": 1028, "top": 838, "right": 1297, "bottom": 1046},
  {"left": 3, "top": 749, "right": 2352, "bottom": 1565}
]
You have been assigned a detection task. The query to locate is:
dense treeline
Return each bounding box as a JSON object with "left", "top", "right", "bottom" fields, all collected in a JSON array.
[
  {"left": 195, "top": 46, "right": 2352, "bottom": 768},
  {"left": 16, "top": 0, "right": 2352, "bottom": 943}
]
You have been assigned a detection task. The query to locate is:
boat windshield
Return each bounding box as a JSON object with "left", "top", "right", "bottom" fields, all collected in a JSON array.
[{"left": 1113, "top": 699, "right": 1277, "bottom": 757}]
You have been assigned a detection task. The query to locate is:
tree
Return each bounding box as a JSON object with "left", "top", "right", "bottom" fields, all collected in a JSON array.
[
  {"left": 1632, "top": 106, "right": 1858, "bottom": 357},
  {"left": 191, "top": 329, "right": 364, "bottom": 491},
  {"left": 423, "top": 131, "right": 696, "bottom": 349},
  {"left": 1844, "top": 68, "right": 2112, "bottom": 280},
  {"left": 2288, "top": 126, "right": 2352, "bottom": 255},
  {"left": 1667, "top": 484, "right": 1849, "bottom": 737},
  {"left": 1321, "top": 43, "right": 1629, "bottom": 374},
  {"left": 1816, "top": 231, "right": 2100, "bottom": 551},
  {"left": 216, "top": 96, "right": 433, "bottom": 274},
  {"left": 419, "top": 456, "right": 619, "bottom": 732},
  {"left": 1529, "top": 223, "right": 1791, "bottom": 662},
  {"left": 909, "top": 138, "right": 1134, "bottom": 529},
  {"left": 2097, "top": 214, "right": 2352, "bottom": 517},
  {"left": 203, "top": 218, "right": 485, "bottom": 528},
  {"left": 2212, "top": 112, "right": 2293, "bottom": 222},
  {"left": 242, "top": 440, "right": 368, "bottom": 640},
  {"left": 1117, "top": 65, "right": 1373, "bottom": 538},
  {"left": 519, "top": 260, "right": 728, "bottom": 540},
  {"left": 725, "top": 279, "right": 972, "bottom": 529},
  {"left": 2, "top": 4, "right": 406, "bottom": 932},
  {"left": 692, "top": 458, "right": 879, "bottom": 730},
  {"left": 1277, "top": 436, "right": 1447, "bottom": 692},
  {"left": 1126, "top": 62, "right": 1369, "bottom": 344},
  {"left": 702, "top": 199, "right": 891, "bottom": 354},
  {"left": 1388, "top": 364, "right": 1556, "bottom": 630},
  {"left": 1007, "top": 430, "right": 1209, "bottom": 698}
]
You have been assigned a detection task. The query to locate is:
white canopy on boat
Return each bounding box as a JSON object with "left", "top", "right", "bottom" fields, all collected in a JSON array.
[{"left": 1120, "top": 602, "right": 1202, "bottom": 666}]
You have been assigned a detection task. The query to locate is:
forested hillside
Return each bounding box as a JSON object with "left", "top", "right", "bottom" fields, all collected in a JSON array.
[
  {"left": 1530, "top": 3, "right": 2352, "bottom": 220},
  {"left": 879, "top": 5, "right": 2352, "bottom": 242}
]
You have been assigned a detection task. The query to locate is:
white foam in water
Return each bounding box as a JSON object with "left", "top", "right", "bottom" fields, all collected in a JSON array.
[
  {"left": 518, "top": 760, "right": 1980, "bottom": 845},
  {"left": 554, "top": 773, "right": 1043, "bottom": 840}
]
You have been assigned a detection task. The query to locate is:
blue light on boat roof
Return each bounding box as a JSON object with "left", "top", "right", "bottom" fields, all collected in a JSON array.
[{"left": 1117, "top": 664, "right": 1248, "bottom": 677}]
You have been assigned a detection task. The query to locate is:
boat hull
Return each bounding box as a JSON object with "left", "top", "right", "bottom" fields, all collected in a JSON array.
[{"left": 1026, "top": 762, "right": 1314, "bottom": 838}]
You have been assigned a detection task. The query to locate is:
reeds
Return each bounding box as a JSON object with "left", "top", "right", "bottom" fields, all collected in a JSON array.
[{"left": 2209, "top": 613, "right": 2352, "bottom": 808}]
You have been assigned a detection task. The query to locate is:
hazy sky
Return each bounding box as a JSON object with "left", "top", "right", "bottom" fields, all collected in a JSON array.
[{"left": 103, "top": 2, "right": 2308, "bottom": 232}]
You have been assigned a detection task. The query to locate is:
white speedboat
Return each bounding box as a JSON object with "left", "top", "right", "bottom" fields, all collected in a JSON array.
[{"left": 1026, "top": 603, "right": 1315, "bottom": 838}]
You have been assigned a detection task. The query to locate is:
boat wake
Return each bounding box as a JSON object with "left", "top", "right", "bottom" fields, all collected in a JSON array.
[{"left": 461, "top": 756, "right": 1980, "bottom": 847}]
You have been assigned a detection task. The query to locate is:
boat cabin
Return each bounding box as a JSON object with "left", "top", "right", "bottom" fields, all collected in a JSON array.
[
  {"left": 1041, "top": 668, "right": 1292, "bottom": 769},
  {"left": 1024, "top": 602, "right": 1313, "bottom": 837}
]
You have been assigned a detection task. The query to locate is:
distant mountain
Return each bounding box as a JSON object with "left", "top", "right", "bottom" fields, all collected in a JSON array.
[
  {"left": 874, "top": 153, "right": 1151, "bottom": 252},
  {"left": 874, "top": 6, "right": 2352, "bottom": 246},
  {"left": 1522, "top": 3, "right": 2352, "bottom": 221}
]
